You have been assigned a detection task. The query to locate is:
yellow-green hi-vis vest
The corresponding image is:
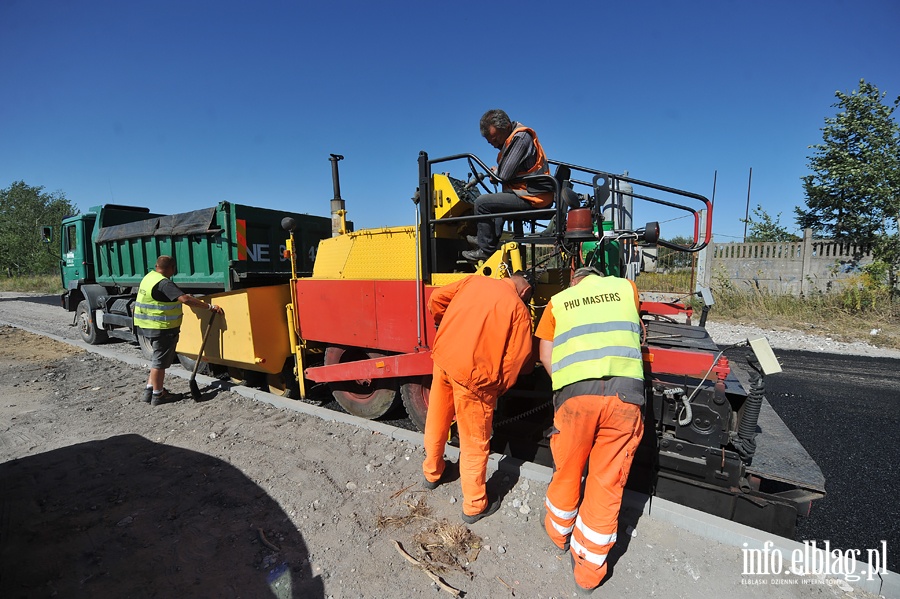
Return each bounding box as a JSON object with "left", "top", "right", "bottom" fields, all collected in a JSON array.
[
  {"left": 133, "top": 271, "right": 183, "bottom": 330},
  {"left": 549, "top": 275, "right": 643, "bottom": 391}
]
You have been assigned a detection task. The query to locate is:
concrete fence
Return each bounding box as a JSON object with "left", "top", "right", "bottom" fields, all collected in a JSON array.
[{"left": 697, "top": 229, "right": 873, "bottom": 295}]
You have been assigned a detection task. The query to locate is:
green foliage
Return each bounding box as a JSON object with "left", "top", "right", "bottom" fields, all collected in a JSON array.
[
  {"left": 796, "top": 79, "right": 900, "bottom": 297},
  {"left": 0, "top": 181, "right": 79, "bottom": 277},
  {"left": 635, "top": 271, "right": 692, "bottom": 294},
  {"left": 741, "top": 205, "right": 800, "bottom": 242},
  {"left": 871, "top": 233, "right": 900, "bottom": 292},
  {"left": 797, "top": 79, "right": 900, "bottom": 243}
]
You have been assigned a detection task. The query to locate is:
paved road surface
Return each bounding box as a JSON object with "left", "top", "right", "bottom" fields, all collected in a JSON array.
[{"left": 759, "top": 348, "right": 900, "bottom": 572}]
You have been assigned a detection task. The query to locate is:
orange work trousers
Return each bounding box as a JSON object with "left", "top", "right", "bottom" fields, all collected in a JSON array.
[
  {"left": 422, "top": 365, "right": 496, "bottom": 516},
  {"left": 544, "top": 393, "right": 643, "bottom": 590}
]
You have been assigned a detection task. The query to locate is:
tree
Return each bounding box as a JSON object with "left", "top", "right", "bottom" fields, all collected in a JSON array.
[
  {"left": 742, "top": 205, "right": 800, "bottom": 242},
  {"left": 0, "top": 181, "right": 79, "bottom": 276},
  {"left": 657, "top": 235, "right": 694, "bottom": 269},
  {"left": 796, "top": 79, "right": 900, "bottom": 294}
]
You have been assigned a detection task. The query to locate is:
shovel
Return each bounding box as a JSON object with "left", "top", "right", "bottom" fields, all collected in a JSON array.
[{"left": 189, "top": 311, "right": 217, "bottom": 401}]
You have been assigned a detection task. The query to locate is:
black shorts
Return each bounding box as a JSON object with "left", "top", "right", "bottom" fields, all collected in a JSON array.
[{"left": 148, "top": 331, "right": 179, "bottom": 369}]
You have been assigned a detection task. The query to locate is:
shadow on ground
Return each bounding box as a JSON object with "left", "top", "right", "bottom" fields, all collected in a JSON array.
[
  {"left": 0, "top": 434, "right": 323, "bottom": 599},
  {"left": 0, "top": 293, "right": 61, "bottom": 307},
  {"left": 604, "top": 492, "right": 650, "bottom": 584}
]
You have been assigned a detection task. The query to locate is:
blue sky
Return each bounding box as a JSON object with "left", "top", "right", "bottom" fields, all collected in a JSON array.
[{"left": 2, "top": 0, "right": 898, "bottom": 243}]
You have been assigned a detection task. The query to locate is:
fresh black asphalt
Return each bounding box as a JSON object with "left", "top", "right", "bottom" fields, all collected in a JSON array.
[{"left": 740, "top": 347, "right": 900, "bottom": 572}]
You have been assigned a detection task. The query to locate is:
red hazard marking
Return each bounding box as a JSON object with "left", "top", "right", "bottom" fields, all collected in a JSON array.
[{"left": 237, "top": 219, "right": 247, "bottom": 260}]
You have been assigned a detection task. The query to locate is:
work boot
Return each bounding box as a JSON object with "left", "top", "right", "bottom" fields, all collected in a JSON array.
[
  {"left": 461, "top": 496, "right": 501, "bottom": 524},
  {"left": 422, "top": 463, "right": 449, "bottom": 491},
  {"left": 461, "top": 249, "right": 490, "bottom": 263},
  {"left": 140, "top": 387, "right": 153, "bottom": 403},
  {"left": 150, "top": 389, "right": 183, "bottom": 406},
  {"left": 423, "top": 462, "right": 457, "bottom": 490},
  {"left": 570, "top": 553, "right": 599, "bottom": 595},
  {"left": 548, "top": 536, "right": 570, "bottom": 554}
]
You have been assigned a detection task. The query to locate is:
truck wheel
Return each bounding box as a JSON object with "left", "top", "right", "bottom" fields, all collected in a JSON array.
[
  {"left": 226, "top": 367, "right": 266, "bottom": 390},
  {"left": 177, "top": 353, "right": 212, "bottom": 376},
  {"left": 76, "top": 300, "right": 108, "bottom": 345},
  {"left": 267, "top": 358, "right": 300, "bottom": 399},
  {"left": 136, "top": 333, "right": 153, "bottom": 360},
  {"left": 400, "top": 377, "right": 432, "bottom": 432},
  {"left": 324, "top": 347, "right": 400, "bottom": 419}
]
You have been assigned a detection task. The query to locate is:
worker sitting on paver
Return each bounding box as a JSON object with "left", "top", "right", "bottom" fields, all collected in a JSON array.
[{"left": 462, "top": 109, "right": 554, "bottom": 262}]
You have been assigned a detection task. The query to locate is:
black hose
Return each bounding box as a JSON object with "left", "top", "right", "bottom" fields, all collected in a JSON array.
[{"left": 733, "top": 356, "right": 764, "bottom": 464}]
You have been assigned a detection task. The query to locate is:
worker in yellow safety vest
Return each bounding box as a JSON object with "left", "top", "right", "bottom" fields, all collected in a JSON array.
[
  {"left": 134, "top": 255, "right": 224, "bottom": 406},
  {"left": 534, "top": 266, "right": 646, "bottom": 595}
]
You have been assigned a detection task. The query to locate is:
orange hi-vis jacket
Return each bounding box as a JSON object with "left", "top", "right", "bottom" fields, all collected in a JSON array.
[
  {"left": 428, "top": 275, "right": 534, "bottom": 396},
  {"left": 498, "top": 125, "right": 553, "bottom": 208}
]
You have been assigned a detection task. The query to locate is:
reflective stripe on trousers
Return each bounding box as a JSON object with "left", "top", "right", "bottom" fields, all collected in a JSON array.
[
  {"left": 545, "top": 497, "right": 576, "bottom": 536},
  {"left": 543, "top": 392, "right": 643, "bottom": 589}
]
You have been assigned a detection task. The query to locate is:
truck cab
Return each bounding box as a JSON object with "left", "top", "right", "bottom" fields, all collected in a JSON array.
[
  {"left": 59, "top": 211, "right": 94, "bottom": 306},
  {"left": 59, "top": 206, "right": 159, "bottom": 311}
]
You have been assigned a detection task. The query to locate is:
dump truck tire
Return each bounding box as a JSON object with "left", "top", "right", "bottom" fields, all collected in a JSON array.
[{"left": 76, "top": 300, "right": 108, "bottom": 345}]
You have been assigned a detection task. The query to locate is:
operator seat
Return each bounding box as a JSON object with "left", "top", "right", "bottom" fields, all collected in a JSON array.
[
  {"left": 554, "top": 164, "right": 581, "bottom": 209},
  {"left": 510, "top": 164, "right": 579, "bottom": 237},
  {"left": 518, "top": 164, "right": 580, "bottom": 237}
]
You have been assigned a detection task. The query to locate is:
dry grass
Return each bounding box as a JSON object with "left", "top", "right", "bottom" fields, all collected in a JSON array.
[
  {"left": 377, "top": 497, "right": 435, "bottom": 529},
  {"left": 413, "top": 522, "right": 481, "bottom": 576},
  {"left": 637, "top": 270, "right": 900, "bottom": 350},
  {"left": 0, "top": 273, "right": 62, "bottom": 294},
  {"left": 711, "top": 290, "right": 900, "bottom": 350},
  {"left": 377, "top": 496, "right": 482, "bottom": 576},
  {"left": 637, "top": 271, "right": 694, "bottom": 294}
]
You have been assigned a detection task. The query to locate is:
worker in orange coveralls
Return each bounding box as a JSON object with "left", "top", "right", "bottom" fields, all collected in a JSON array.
[
  {"left": 534, "top": 266, "right": 646, "bottom": 595},
  {"left": 422, "top": 272, "right": 534, "bottom": 524}
]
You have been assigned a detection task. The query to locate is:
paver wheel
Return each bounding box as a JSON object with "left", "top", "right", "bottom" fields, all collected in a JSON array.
[
  {"left": 324, "top": 346, "right": 400, "bottom": 419},
  {"left": 400, "top": 376, "right": 432, "bottom": 432}
]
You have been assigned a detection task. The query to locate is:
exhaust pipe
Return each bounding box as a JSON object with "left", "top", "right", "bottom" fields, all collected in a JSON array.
[{"left": 329, "top": 154, "right": 347, "bottom": 237}]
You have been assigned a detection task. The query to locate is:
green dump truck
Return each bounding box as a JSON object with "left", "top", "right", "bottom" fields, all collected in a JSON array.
[{"left": 59, "top": 202, "right": 333, "bottom": 348}]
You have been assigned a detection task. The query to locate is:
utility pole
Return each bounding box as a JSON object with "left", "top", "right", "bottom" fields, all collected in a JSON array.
[{"left": 743, "top": 167, "right": 752, "bottom": 242}]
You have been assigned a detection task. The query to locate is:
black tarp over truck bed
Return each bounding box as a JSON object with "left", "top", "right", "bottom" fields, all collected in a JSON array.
[{"left": 65, "top": 202, "right": 332, "bottom": 293}]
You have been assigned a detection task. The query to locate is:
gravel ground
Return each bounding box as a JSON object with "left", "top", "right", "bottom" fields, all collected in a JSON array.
[
  {"left": 4, "top": 291, "right": 899, "bottom": 360},
  {"left": 703, "top": 321, "right": 900, "bottom": 360},
  {"left": 0, "top": 292, "right": 895, "bottom": 598}
]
